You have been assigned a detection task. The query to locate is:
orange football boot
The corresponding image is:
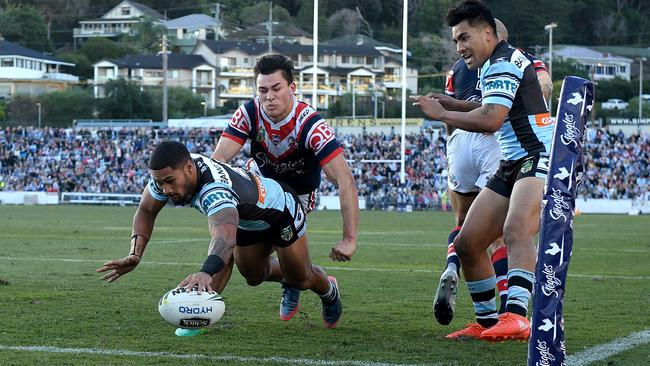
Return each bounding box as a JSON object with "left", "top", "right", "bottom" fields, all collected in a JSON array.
[
  {"left": 445, "top": 323, "right": 487, "bottom": 340},
  {"left": 480, "top": 312, "right": 530, "bottom": 342}
]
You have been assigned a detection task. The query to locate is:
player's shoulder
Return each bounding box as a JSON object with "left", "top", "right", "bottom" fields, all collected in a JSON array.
[{"left": 489, "top": 42, "right": 530, "bottom": 74}]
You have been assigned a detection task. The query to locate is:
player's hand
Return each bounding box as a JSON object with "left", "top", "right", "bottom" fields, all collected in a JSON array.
[
  {"left": 330, "top": 238, "right": 356, "bottom": 262},
  {"left": 176, "top": 272, "right": 214, "bottom": 294},
  {"left": 410, "top": 95, "right": 446, "bottom": 120},
  {"left": 96, "top": 255, "right": 140, "bottom": 283}
]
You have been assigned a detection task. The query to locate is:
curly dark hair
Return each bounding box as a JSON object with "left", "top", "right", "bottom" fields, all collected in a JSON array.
[
  {"left": 445, "top": 0, "right": 497, "bottom": 36},
  {"left": 254, "top": 54, "right": 294, "bottom": 84}
]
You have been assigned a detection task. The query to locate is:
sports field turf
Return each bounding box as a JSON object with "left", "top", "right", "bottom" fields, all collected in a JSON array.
[{"left": 1, "top": 206, "right": 648, "bottom": 365}]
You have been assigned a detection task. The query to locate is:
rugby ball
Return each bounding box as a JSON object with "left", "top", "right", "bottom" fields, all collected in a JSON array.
[{"left": 158, "top": 288, "right": 225, "bottom": 329}]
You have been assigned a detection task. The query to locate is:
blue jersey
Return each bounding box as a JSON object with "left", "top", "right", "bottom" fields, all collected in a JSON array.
[
  {"left": 480, "top": 41, "right": 553, "bottom": 161},
  {"left": 148, "top": 154, "right": 289, "bottom": 231}
]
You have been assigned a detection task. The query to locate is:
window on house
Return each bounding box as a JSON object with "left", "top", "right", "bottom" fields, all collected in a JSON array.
[
  {"left": 303, "top": 54, "right": 313, "bottom": 62},
  {"left": 342, "top": 56, "right": 349, "bottom": 63},
  {"left": 17, "top": 59, "right": 24, "bottom": 68},
  {"left": 1, "top": 58, "right": 14, "bottom": 67},
  {"left": 352, "top": 56, "right": 364, "bottom": 64},
  {"left": 620, "top": 66, "right": 626, "bottom": 73},
  {"left": 607, "top": 66, "right": 616, "bottom": 75},
  {"left": 318, "top": 55, "right": 324, "bottom": 62},
  {"left": 121, "top": 6, "right": 131, "bottom": 16},
  {"left": 366, "top": 57, "right": 374, "bottom": 65}
]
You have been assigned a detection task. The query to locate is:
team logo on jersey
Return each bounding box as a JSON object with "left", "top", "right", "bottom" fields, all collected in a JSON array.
[
  {"left": 535, "top": 112, "right": 553, "bottom": 127},
  {"left": 251, "top": 173, "right": 266, "bottom": 204},
  {"left": 288, "top": 136, "right": 296, "bottom": 148},
  {"left": 280, "top": 226, "right": 293, "bottom": 242},
  {"left": 271, "top": 134, "right": 281, "bottom": 145},
  {"left": 520, "top": 159, "right": 534, "bottom": 174}
]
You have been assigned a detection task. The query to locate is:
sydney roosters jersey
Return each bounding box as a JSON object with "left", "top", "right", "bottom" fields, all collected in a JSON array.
[{"left": 222, "top": 96, "right": 343, "bottom": 194}]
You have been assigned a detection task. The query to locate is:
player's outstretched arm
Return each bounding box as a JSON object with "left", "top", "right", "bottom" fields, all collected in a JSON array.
[
  {"left": 410, "top": 95, "right": 509, "bottom": 133},
  {"left": 176, "top": 207, "right": 239, "bottom": 294},
  {"left": 212, "top": 136, "right": 243, "bottom": 163},
  {"left": 323, "top": 154, "right": 359, "bottom": 261},
  {"left": 425, "top": 92, "right": 481, "bottom": 112},
  {"left": 96, "top": 188, "right": 166, "bottom": 282}
]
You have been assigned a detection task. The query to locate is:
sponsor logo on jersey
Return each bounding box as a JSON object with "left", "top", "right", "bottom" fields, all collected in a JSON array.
[
  {"left": 535, "top": 112, "right": 553, "bottom": 127},
  {"left": 560, "top": 112, "right": 580, "bottom": 147},
  {"left": 251, "top": 173, "right": 266, "bottom": 204},
  {"left": 535, "top": 339, "right": 556, "bottom": 366},
  {"left": 483, "top": 79, "right": 518, "bottom": 93},
  {"left": 202, "top": 190, "right": 234, "bottom": 212},
  {"left": 541, "top": 263, "right": 562, "bottom": 298},
  {"left": 308, "top": 122, "right": 335, "bottom": 152},
  {"left": 256, "top": 128, "right": 266, "bottom": 142},
  {"left": 179, "top": 306, "right": 213, "bottom": 314}
]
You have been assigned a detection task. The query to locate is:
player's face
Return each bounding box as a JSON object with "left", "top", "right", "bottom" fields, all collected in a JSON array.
[
  {"left": 452, "top": 20, "right": 495, "bottom": 70},
  {"left": 150, "top": 162, "right": 195, "bottom": 205},
  {"left": 256, "top": 70, "right": 296, "bottom": 122}
]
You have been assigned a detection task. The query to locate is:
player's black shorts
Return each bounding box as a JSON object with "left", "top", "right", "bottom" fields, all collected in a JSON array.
[
  {"left": 486, "top": 154, "right": 549, "bottom": 198},
  {"left": 236, "top": 184, "right": 307, "bottom": 247}
]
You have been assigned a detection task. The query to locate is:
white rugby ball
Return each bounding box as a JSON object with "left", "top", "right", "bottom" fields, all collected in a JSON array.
[{"left": 158, "top": 288, "right": 225, "bottom": 329}]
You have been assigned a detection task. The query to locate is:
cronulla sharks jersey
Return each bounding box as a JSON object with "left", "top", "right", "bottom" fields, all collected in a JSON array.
[
  {"left": 148, "top": 154, "right": 288, "bottom": 231},
  {"left": 445, "top": 52, "right": 547, "bottom": 103},
  {"left": 222, "top": 96, "right": 343, "bottom": 194},
  {"left": 480, "top": 41, "right": 553, "bottom": 161}
]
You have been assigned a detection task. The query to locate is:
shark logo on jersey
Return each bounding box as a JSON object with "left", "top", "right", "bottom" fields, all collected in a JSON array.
[
  {"left": 280, "top": 226, "right": 293, "bottom": 242},
  {"left": 520, "top": 159, "right": 534, "bottom": 174}
]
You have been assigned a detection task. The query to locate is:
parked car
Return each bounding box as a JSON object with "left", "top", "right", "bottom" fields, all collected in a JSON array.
[{"left": 601, "top": 99, "right": 629, "bottom": 110}]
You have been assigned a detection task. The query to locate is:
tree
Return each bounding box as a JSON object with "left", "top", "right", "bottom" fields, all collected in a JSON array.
[
  {"left": 6, "top": 94, "right": 38, "bottom": 126},
  {"left": 238, "top": 3, "right": 291, "bottom": 26},
  {"left": 0, "top": 5, "right": 52, "bottom": 52},
  {"left": 327, "top": 9, "right": 360, "bottom": 38},
  {"left": 39, "top": 88, "right": 94, "bottom": 127},
  {"left": 146, "top": 87, "right": 205, "bottom": 120},
  {"left": 98, "top": 79, "right": 153, "bottom": 119},
  {"left": 121, "top": 17, "right": 166, "bottom": 53},
  {"left": 80, "top": 38, "right": 138, "bottom": 64},
  {"left": 56, "top": 51, "right": 93, "bottom": 80}
]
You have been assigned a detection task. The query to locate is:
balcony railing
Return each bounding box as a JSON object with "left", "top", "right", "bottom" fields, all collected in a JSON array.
[{"left": 222, "top": 86, "right": 253, "bottom": 95}]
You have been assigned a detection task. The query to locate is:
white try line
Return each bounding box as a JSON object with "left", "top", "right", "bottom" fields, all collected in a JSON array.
[
  {"left": 0, "top": 344, "right": 437, "bottom": 366},
  {"left": 566, "top": 329, "right": 650, "bottom": 366},
  {"left": 1, "top": 256, "right": 649, "bottom": 279}
]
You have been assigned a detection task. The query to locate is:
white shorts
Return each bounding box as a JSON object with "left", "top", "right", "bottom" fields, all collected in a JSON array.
[{"left": 446, "top": 130, "right": 502, "bottom": 194}]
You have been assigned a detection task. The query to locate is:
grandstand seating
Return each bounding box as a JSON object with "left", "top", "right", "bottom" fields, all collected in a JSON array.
[{"left": 1, "top": 126, "right": 648, "bottom": 210}]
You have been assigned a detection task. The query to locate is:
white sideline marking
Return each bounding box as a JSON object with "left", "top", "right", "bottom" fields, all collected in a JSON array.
[
  {"left": 567, "top": 329, "right": 650, "bottom": 366},
  {"left": 0, "top": 345, "right": 435, "bottom": 366},
  {"left": 0, "top": 256, "right": 649, "bottom": 279}
]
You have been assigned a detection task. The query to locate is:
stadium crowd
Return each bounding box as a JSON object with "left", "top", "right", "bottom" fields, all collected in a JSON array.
[{"left": 1, "top": 126, "right": 648, "bottom": 209}]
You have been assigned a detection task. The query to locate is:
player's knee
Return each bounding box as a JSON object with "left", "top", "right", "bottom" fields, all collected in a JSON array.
[
  {"left": 243, "top": 272, "right": 266, "bottom": 287},
  {"left": 453, "top": 234, "right": 472, "bottom": 258},
  {"left": 503, "top": 221, "right": 529, "bottom": 247}
]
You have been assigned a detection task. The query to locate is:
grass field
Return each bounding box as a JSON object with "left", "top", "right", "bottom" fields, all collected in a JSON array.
[{"left": 0, "top": 206, "right": 649, "bottom": 365}]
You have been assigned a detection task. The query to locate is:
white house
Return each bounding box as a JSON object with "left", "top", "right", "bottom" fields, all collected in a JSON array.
[
  {"left": 73, "top": 0, "right": 165, "bottom": 46},
  {"left": 92, "top": 54, "right": 218, "bottom": 107},
  {"left": 542, "top": 45, "right": 633, "bottom": 81},
  {"left": 0, "top": 40, "right": 78, "bottom": 100}
]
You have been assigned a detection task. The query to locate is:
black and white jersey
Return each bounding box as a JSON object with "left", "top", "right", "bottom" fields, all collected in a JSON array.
[
  {"left": 480, "top": 41, "right": 553, "bottom": 161},
  {"left": 148, "top": 154, "right": 290, "bottom": 231}
]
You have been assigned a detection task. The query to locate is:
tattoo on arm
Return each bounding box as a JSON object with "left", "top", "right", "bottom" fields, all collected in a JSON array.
[
  {"left": 206, "top": 208, "right": 239, "bottom": 261},
  {"left": 480, "top": 104, "right": 495, "bottom": 116}
]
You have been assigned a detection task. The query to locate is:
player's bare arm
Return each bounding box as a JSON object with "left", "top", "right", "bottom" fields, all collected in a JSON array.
[
  {"left": 96, "top": 189, "right": 166, "bottom": 282},
  {"left": 212, "top": 136, "right": 244, "bottom": 163},
  {"left": 536, "top": 70, "right": 553, "bottom": 104},
  {"left": 426, "top": 92, "right": 481, "bottom": 112},
  {"left": 176, "top": 207, "right": 239, "bottom": 294},
  {"left": 322, "top": 154, "right": 359, "bottom": 261},
  {"left": 410, "top": 95, "right": 509, "bottom": 133}
]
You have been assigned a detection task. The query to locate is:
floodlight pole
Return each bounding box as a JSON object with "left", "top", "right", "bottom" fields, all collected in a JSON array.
[
  {"left": 639, "top": 57, "right": 646, "bottom": 133},
  {"left": 544, "top": 22, "right": 557, "bottom": 114},
  {"left": 400, "top": 0, "right": 408, "bottom": 184}
]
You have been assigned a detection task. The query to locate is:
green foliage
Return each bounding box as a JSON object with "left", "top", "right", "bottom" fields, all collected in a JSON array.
[
  {"left": 55, "top": 52, "right": 93, "bottom": 80},
  {"left": 98, "top": 79, "right": 153, "bottom": 119},
  {"left": 5, "top": 94, "right": 38, "bottom": 126},
  {"left": 329, "top": 90, "right": 422, "bottom": 118},
  {"left": 1, "top": 207, "right": 650, "bottom": 365},
  {"left": 120, "top": 17, "right": 166, "bottom": 53},
  {"left": 38, "top": 88, "right": 94, "bottom": 127},
  {"left": 594, "top": 77, "right": 637, "bottom": 102},
  {"left": 0, "top": 101, "right": 5, "bottom": 121},
  {"left": 146, "top": 87, "right": 206, "bottom": 120},
  {"left": 238, "top": 3, "right": 291, "bottom": 26},
  {"left": 0, "top": 4, "right": 52, "bottom": 52},
  {"left": 79, "top": 38, "right": 138, "bottom": 64}
]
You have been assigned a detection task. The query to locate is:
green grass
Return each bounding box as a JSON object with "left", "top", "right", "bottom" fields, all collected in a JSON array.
[{"left": 0, "top": 206, "right": 648, "bottom": 365}]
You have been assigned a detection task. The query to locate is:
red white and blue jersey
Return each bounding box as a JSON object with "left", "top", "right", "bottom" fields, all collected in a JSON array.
[{"left": 222, "top": 96, "right": 343, "bottom": 195}]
